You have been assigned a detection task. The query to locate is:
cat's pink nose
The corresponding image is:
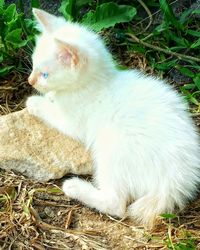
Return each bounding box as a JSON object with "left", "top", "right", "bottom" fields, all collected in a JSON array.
[{"left": 28, "top": 75, "right": 36, "bottom": 86}]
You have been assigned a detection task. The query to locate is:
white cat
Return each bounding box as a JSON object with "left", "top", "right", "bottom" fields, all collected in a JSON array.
[{"left": 27, "top": 9, "right": 200, "bottom": 227}]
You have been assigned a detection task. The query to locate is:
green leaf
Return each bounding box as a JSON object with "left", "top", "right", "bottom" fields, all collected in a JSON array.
[
  {"left": 181, "top": 87, "right": 200, "bottom": 106},
  {"left": 160, "top": 213, "right": 177, "bottom": 219},
  {"left": 187, "top": 30, "right": 200, "bottom": 38},
  {"left": 5, "top": 15, "right": 21, "bottom": 34},
  {"left": 182, "top": 84, "right": 196, "bottom": 90},
  {"left": 188, "top": 65, "right": 200, "bottom": 70},
  {"left": 190, "top": 38, "right": 200, "bottom": 49},
  {"left": 154, "top": 59, "right": 177, "bottom": 71},
  {"left": 76, "top": 0, "right": 93, "bottom": 7},
  {"left": 180, "top": 8, "right": 193, "bottom": 24},
  {"left": 170, "top": 46, "right": 188, "bottom": 51},
  {"left": 0, "top": 194, "right": 8, "bottom": 202},
  {"left": 23, "top": 204, "right": 30, "bottom": 216},
  {"left": 168, "top": 32, "right": 190, "bottom": 48},
  {"left": 180, "top": 9, "right": 200, "bottom": 25},
  {"left": 159, "top": 0, "right": 183, "bottom": 30},
  {"left": 3, "top": 3, "right": 17, "bottom": 22},
  {"left": 0, "top": 0, "right": 4, "bottom": 9},
  {"left": 0, "top": 66, "right": 14, "bottom": 76},
  {"left": 153, "top": 22, "right": 169, "bottom": 35},
  {"left": 173, "top": 239, "right": 196, "bottom": 250},
  {"left": 82, "top": 2, "right": 137, "bottom": 31},
  {"left": 5, "top": 28, "right": 27, "bottom": 47},
  {"left": 24, "top": 18, "right": 36, "bottom": 30},
  {"left": 59, "top": 0, "right": 74, "bottom": 21},
  {"left": 176, "top": 67, "right": 195, "bottom": 78},
  {"left": 116, "top": 64, "right": 128, "bottom": 70},
  {"left": 194, "top": 76, "right": 200, "bottom": 91},
  {"left": 129, "top": 44, "right": 146, "bottom": 53},
  {"left": 46, "top": 187, "right": 62, "bottom": 194},
  {"left": 192, "top": 9, "right": 200, "bottom": 15},
  {"left": 31, "top": 0, "right": 40, "bottom": 8}
]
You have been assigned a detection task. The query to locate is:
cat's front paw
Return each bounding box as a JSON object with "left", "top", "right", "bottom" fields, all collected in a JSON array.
[
  {"left": 62, "top": 178, "right": 83, "bottom": 199},
  {"left": 26, "top": 96, "right": 44, "bottom": 117}
]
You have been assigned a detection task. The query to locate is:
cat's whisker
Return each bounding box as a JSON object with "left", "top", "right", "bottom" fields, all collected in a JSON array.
[
  {"left": 24, "top": 52, "right": 32, "bottom": 58},
  {"left": 25, "top": 42, "right": 34, "bottom": 53},
  {"left": 16, "top": 66, "right": 29, "bottom": 72},
  {"left": 23, "top": 47, "right": 34, "bottom": 59},
  {"left": 21, "top": 58, "right": 31, "bottom": 67},
  {"left": 23, "top": 51, "right": 33, "bottom": 59},
  {"left": 16, "top": 68, "right": 31, "bottom": 75},
  {"left": 22, "top": 60, "right": 32, "bottom": 71}
]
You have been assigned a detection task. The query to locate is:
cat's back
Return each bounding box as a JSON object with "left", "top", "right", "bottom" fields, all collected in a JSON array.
[
  {"left": 105, "top": 70, "right": 197, "bottom": 142},
  {"left": 112, "top": 70, "right": 185, "bottom": 111}
]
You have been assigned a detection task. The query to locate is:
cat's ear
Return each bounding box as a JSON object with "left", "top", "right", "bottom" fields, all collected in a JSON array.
[
  {"left": 55, "top": 39, "right": 80, "bottom": 68},
  {"left": 33, "top": 8, "right": 64, "bottom": 32}
]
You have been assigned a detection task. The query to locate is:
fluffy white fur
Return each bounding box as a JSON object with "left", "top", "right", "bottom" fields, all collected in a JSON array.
[{"left": 27, "top": 9, "right": 200, "bottom": 227}]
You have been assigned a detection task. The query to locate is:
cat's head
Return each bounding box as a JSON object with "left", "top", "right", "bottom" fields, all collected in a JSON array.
[{"left": 28, "top": 9, "right": 114, "bottom": 93}]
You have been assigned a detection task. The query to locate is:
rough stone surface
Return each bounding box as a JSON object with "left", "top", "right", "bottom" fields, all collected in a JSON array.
[{"left": 0, "top": 109, "right": 92, "bottom": 181}]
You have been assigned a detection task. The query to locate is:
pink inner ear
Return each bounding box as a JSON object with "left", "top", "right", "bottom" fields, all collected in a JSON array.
[
  {"left": 58, "top": 49, "right": 73, "bottom": 66},
  {"left": 57, "top": 46, "right": 79, "bottom": 67}
]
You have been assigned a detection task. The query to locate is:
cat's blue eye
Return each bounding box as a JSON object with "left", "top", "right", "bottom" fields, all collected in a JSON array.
[{"left": 41, "top": 72, "right": 49, "bottom": 79}]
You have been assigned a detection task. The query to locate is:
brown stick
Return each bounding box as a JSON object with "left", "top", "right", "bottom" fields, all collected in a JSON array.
[{"left": 127, "top": 33, "right": 200, "bottom": 63}]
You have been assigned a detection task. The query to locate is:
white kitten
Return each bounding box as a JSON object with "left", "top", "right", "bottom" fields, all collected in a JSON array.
[{"left": 27, "top": 9, "right": 200, "bottom": 227}]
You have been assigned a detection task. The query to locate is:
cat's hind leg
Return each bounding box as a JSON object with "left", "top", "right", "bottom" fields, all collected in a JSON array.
[{"left": 62, "top": 177, "right": 126, "bottom": 218}]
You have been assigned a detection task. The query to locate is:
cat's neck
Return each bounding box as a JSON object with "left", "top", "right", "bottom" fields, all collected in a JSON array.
[
  {"left": 45, "top": 67, "right": 117, "bottom": 114},
  {"left": 54, "top": 66, "right": 117, "bottom": 96}
]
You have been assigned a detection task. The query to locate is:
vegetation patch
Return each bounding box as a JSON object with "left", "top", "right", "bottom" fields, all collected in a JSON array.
[{"left": 1, "top": 0, "right": 200, "bottom": 111}]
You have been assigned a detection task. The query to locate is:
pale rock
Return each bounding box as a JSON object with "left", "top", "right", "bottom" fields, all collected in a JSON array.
[{"left": 0, "top": 109, "right": 92, "bottom": 181}]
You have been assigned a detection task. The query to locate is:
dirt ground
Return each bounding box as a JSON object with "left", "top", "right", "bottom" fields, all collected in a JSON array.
[{"left": 0, "top": 169, "right": 200, "bottom": 250}]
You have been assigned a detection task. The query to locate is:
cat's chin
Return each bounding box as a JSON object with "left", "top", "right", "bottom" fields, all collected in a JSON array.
[
  {"left": 34, "top": 85, "right": 71, "bottom": 94},
  {"left": 33, "top": 85, "right": 51, "bottom": 94}
]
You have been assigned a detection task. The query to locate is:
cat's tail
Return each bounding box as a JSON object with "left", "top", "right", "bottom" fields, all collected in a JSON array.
[{"left": 126, "top": 194, "right": 183, "bottom": 229}]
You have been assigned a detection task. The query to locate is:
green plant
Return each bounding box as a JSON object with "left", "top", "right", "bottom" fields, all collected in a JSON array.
[
  {"left": 126, "top": 0, "right": 200, "bottom": 108},
  {"left": 166, "top": 236, "right": 197, "bottom": 250},
  {"left": 160, "top": 213, "right": 198, "bottom": 250},
  {"left": 0, "top": 0, "right": 36, "bottom": 77},
  {"left": 165, "top": 228, "right": 197, "bottom": 250},
  {"left": 1, "top": 0, "right": 200, "bottom": 109},
  {"left": 59, "top": 0, "right": 137, "bottom": 31}
]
